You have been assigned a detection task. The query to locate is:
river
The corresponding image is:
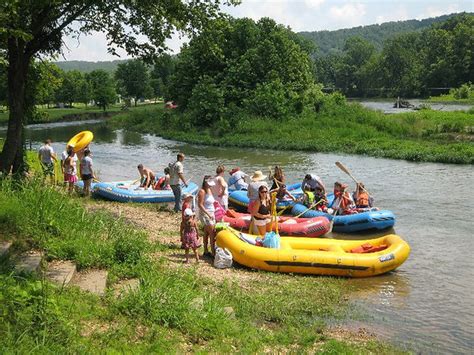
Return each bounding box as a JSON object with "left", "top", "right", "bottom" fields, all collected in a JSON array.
[
  {"left": 2, "top": 120, "right": 473, "bottom": 354},
  {"left": 354, "top": 99, "right": 473, "bottom": 114}
]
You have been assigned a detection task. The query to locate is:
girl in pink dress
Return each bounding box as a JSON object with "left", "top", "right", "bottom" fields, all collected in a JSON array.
[{"left": 180, "top": 208, "right": 201, "bottom": 263}]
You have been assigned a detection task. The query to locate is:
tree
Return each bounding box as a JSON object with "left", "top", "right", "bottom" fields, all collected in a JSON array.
[
  {"left": 34, "top": 61, "right": 63, "bottom": 108},
  {"left": 150, "top": 54, "right": 176, "bottom": 98},
  {"left": 115, "top": 60, "right": 151, "bottom": 106},
  {"left": 169, "top": 17, "right": 315, "bottom": 121},
  {"left": 56, "top": 70, "right": 83, "bottom": 107},
  {"left": 87, "top": 70, "right": 116, "bottom": 111},
  {"left": 0, "top": 0, "right": 238, "bottom": 175}
]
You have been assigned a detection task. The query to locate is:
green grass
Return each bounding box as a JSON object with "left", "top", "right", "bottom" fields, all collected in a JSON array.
[
  {"left": 0, "top": 180, "right": 405, "bottom": 353},
  {"left": 109, "top": 102, "right": 474, "bottom": 164},
  {"left": 0, "top": 101, "right": 162, "bottom": 124}
]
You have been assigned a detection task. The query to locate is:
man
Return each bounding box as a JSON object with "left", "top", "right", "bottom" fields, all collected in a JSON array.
[
  {"left": 301, "top": 174, "right": 326, "bottom": 194},
  {"left": 137, "top": 164, "right": 156, "bottom": 188},
  {"left": 38, "top": 139, "right": 57, "bottom": 183},
  {"left": 169, "top": 153, "right": 188, "bottom": 212},
  {"left": 80, "top": 148, "right": 96, "bottom": 197},
  {"left": 228, "top": 167, "right": 248, "bottom": 191}
]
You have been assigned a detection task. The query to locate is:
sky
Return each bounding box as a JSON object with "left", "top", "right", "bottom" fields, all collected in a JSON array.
[{"left": 60, "top": 0, "right": 473, "bottom": 62}]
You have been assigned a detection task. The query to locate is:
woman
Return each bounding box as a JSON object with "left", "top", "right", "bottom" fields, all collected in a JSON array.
[
  {"left": 212, "top": 165, "right": 229, "bottom": 210},
  {"left": 251, "top": 185, "right": 273, "bottom": 236},
  {"left": 270, "top": 165, "right": 285, "bottom": 190},
  {"left": 198, "top": 175, "right": 216, "bottom": 256},
  {"left": 80, "top": 148, "right": 95, "bottom": 197},
  {"left": 331, "top": 182, "right": 355, "bottom": 215}
]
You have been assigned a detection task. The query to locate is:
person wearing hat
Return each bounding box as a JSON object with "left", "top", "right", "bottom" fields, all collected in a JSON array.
[
  {"left": 228, "top": 167, "right": 248, "bottom": 191},
  {"left": 247, "top": 170, "right": 269, "bottom": 213},
  {"left": 180, "top": 208, "right": 201, "bottom": 263},
  {"left": 197, "top": 175, "right": 216, "bottom": 256},
  {"left": 80, "top": 148, "right": 95, "bottom": 197},
  {"left": 181, "top": 193, "right": 194, "bottom": 219}
]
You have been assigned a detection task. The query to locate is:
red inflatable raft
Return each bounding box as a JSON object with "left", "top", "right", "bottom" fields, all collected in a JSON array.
[{"left": 223, "top": 209, "right": 330, "bottom": 238}]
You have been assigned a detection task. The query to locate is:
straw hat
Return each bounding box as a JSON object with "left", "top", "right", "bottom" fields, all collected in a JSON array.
[{"left": 251, "top": 170, "right": 266, "bottom": 182}]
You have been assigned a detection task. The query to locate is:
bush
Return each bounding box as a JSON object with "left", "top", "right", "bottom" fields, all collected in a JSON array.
[
  {"left": 243, "top": 80, "right": 289, "bottom": 119},
  {"left": 187, "top": 76, "right": 225, "bottom": 127}
]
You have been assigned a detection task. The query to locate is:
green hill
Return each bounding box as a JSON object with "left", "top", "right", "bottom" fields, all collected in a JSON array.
[
  {"left": 55, "top": 59, "right": 129, "bottom": 73},
  {"left": 298, "top": 13, "right": 468, "bottom": 56}
]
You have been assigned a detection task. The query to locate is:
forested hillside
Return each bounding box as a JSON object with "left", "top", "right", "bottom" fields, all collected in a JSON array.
[
  {"left": 55, "top": 59, "right": 129, "bottom": 73},
  {"left": 299, "top": 13, "right": 462, "bottom": 56}
]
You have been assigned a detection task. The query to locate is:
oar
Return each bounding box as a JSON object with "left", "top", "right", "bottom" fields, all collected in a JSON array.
[
  {"left": 335, "top": 161, "right": 371, "bottom": 196},
  {"left": 294, "top": 198, "right": 324, "bottom": 218},
  {"left": 271, "top": 191, "right": 279, "bottom": 235}
]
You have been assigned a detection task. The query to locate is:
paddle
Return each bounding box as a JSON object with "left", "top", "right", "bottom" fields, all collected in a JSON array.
[
  {"left": 335, "top": 161, "right": 371, "bottom": 196},
  {"left": 294, "top": 198, "right": 324, "bottom": 218}
]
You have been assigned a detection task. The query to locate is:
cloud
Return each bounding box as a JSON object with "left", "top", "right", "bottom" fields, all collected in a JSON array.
[
  {"left": 421, "top": 4, "right": 461, "bottom": 18},
  {"left": 304, "top": 0, "right": 325, "bottom": 9},
  {"left": 328, "top": 2, "right": 367, "bottom": 27},
  {"left": 375, "top": 5, "right": 409, "bottom": 24}
]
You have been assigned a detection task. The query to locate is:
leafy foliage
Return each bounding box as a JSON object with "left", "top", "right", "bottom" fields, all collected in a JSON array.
[{"left": 169, "top": 17, "right": 316, "bottom": 122}]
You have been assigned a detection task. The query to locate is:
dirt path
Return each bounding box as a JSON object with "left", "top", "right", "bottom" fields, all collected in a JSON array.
[{"left": 88, "top": 200, "right": 272, "bottom": 284}]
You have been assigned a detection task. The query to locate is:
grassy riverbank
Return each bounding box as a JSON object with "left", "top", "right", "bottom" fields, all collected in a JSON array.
[
  {"left": 0, "top": 180, "right": 404, "bottom": 353},
  {"left": 0, "top": 102, "right": 160, "bottom": 125},
  {"left": 109, "top": 102, "right": 474, "bottom": 164}
]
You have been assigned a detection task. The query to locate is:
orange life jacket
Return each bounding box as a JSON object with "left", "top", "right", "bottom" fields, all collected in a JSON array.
[
  {"left": 154, "top": 176, "right": 166, "bottom": 190},
  {"left": 356, "top": 191, "right": 370, "bottom": 207}
]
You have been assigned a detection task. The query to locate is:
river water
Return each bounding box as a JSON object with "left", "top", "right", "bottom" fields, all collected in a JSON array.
[
  {"left": 354, "top": 99, "right": 473, "bottom": 114},
  {"left": 2, "top": 120, "right": 473, "bottom": 353}
]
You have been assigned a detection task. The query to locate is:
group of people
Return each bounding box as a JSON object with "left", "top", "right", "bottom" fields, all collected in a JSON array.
[{"left": 38, "top": 139, "right": 95, "bottom": 196}]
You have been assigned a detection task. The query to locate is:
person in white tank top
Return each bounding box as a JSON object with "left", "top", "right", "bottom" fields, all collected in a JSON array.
[
  {"left": 198, "top": 175, "right": 217, "bottom": 257},
  {"left": 211, "top": 165, "right": 229, "bottom": 210}
]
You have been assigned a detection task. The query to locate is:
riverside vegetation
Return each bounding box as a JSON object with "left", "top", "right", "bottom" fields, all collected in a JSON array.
[
  {"left": 0, "top": 178, "right": 404, "bottom": 353},
  {"left": 110, "top": 101, "right": 474, "bottom": 165}
]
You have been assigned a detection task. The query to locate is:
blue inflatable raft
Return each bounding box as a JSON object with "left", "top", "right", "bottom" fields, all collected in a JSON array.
[
  {"left": 228, "top": 183, "right": 302, "bottom": 211},
  {"left": 290, "top": 194, "right": 395, "bottom": 233},
  {"left": 76, "top": 180, "right": 198, "bottom": 203}
]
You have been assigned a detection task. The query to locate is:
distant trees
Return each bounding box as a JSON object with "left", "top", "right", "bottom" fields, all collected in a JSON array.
[
  {"left": 313, "top": 13, "right": 474, "bottom": 97},
  {"left": 86, "top": 70, "right": 117, "bottom": 111}
]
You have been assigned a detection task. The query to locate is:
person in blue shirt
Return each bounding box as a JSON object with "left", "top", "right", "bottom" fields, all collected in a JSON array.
[{"left": 228, "top": 167, "right": 248, "bottom": 191}]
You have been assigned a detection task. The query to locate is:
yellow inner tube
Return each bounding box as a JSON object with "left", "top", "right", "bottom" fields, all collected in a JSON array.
[{"left": 67, "top": 131, "right": 94, "bottom": 152}]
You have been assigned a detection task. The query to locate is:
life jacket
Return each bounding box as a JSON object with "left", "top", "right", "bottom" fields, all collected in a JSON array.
[
  {"left": 356, "top": 191, "right": 370, "bottom": 207},
  {"left": 304, "top": 191, "right": 314, "bottom": 206},
  {"left": 350, "top": 243, "right": 388, "bottom": 253},
  {"left": 154, "top": 176, "right": 166, "bottom": 190}
]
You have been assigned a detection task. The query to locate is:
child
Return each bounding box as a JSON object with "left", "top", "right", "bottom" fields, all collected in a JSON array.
[
  {"left": 154, "top": 167, "right": 171, "bottom": 190},
  {"left": 181, "top": 193, "right": 194, "bottom": 219},
  {"left": 180, "top": 208, "right": 201, "bottom": 263},
  {"left": 331, "top": 182, "right": 356, "bottom": 215},
  {"left": 313, "top": 186, "right": 328, "bottom": 212},
  {"left": 271, "top": 184, "right": 296, "bottom": 202},
  {"left": 353, "top": 182, "right": 376, "bottom": 211}
]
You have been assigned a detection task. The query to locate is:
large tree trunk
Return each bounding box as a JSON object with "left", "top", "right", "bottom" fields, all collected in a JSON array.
[{"left": 0, "top": 38, "right": 30, "bottom": 175}]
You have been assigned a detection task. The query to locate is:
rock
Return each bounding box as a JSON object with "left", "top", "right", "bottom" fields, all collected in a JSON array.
[
  {"left": 113, "top": 278, "right": 140, "bottom": 298},
  {"left": 45, "top": 260, "right": 76, "bottom": 286},
  {"left": 14, "top": 251, "right": 42, "bottom": 274},
  {"left": 0, "top": 241, "right": 12, "bottom": 258},
  {"left": 190, "top": 297, "right": 204, "bottom": 311},
  {"left": 223, "top": 306, "right": 235, "bottom": 318},
  {"left": 70, "top": 269, "right": 108, "bottom": 296}
]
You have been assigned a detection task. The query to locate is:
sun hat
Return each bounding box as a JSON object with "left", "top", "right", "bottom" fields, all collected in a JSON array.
[
  {"left": 251, "top": 170, "right": 266, "bottom": 182},
  {"left": 184, "top": 208, "right": 194, "bottom": 217},
  {"left": 183, "top": 193, "right": 193, "bottom": 200},
  {"left": 229, "top": 167, "right": 240, "bottom": 175}
]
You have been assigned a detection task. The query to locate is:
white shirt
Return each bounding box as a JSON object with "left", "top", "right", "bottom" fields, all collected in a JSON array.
[
  {"left": 228, "top": 171, "right": 248, "bottom": 190},
  {"left": 38, "top": 145, "right": 55, "bottom": 164},
  {"left": 80, "top": 156, "right": 93, "bottom": 175},
  {"left": 169, "top": 161, "right": 184, "bottom": 185}
]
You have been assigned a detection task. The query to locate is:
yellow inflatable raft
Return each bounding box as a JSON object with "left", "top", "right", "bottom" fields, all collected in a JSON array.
[
  {"left": 215, "top": 226, "right": 410, "bottom": 277},
  {"left": 67, "top": 131, "right": 93, "bottom": 152}
]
